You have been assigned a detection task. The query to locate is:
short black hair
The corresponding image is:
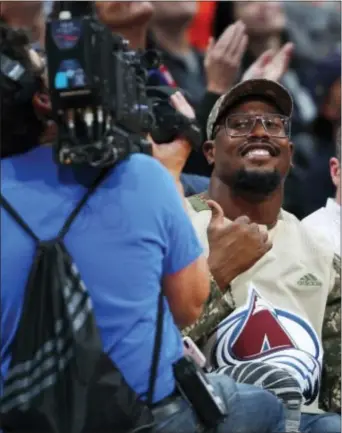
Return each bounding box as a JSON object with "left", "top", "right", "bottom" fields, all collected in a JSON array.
[{"left": 0, "top": 20, "right": 44, "bottom": 158}]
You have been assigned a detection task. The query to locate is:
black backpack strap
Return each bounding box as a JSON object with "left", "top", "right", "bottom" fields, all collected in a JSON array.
[
  {"left": 0, "top": 195, "right": 40, "bottom": 242},
  {"left": 147, "top": 291, "right": 164, "bottom": 406},
  {"left": 57, "top": 167, "right": 112, "bottom": 239}
]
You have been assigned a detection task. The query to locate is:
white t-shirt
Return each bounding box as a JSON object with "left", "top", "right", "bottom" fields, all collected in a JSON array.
[
  {"left": 302, "top": 198, "right": 341, "bottom": 256},
  {"left": 187, "top": 199, "right": 337, "bottom": 414}
]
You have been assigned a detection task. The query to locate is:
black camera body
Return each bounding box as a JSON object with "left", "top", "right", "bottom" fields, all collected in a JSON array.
[
  {"left": 147, "top": 86, "right": 203, "bottom": 151},
  {"left": 45, "top": 4, "right": 154, "bottom": 167}
]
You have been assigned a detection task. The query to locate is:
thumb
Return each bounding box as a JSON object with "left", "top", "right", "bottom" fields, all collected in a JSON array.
[{"left": 207, "top": 199, "right": 225, "bottom": 226}]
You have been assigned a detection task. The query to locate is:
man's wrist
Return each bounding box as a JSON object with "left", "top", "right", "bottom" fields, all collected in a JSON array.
[
  {"left": 209, "top": 267, "right": 233, "bottom": 292},
  {"left": 208, "top": 272, "right": 236, "bottom": 310}
]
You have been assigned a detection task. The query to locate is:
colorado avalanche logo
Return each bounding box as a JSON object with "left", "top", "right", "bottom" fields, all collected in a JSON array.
[{"left": 204, "top": 285, "right": 323, "bottom": 405}]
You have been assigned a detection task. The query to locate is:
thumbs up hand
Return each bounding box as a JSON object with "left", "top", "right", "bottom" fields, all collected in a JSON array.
[{"left": 206, "top": 200, "right": 272, "bottom": 291}]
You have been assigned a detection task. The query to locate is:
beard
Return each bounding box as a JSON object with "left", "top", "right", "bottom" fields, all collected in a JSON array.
[{"left": 225, "top": 168, "right": 282, "bottom": 199}]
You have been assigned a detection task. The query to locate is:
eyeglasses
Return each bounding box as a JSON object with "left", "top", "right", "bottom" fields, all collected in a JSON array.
[{"left": 222, "top": 114, "right": 291, "bottom": 138}]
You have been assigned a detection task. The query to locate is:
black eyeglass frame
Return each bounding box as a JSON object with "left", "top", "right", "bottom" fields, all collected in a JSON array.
[{"left": 214, "top": 113, "right": 291, "bottom": 139}]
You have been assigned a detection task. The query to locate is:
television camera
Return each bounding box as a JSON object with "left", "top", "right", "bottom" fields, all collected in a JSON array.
[
  {"left": 45, "top": 1, "right": 155, "bottom": 168},
  {"left": 45, "top": 1, "right": 202, "bottom": 168}
]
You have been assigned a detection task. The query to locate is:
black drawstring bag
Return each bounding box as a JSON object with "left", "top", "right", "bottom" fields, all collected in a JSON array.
[{"left": 0, "top": 169, "right": 164, "bottom": 433}]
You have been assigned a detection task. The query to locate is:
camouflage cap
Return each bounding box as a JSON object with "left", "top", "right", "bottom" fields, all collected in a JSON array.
[{"left": 206, "top": 79, "right": 294, "bottom": 140}]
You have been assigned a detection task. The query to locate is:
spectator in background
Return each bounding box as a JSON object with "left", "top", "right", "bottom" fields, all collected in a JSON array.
[
  {"left": 302, "top": 127, "right": 341, "bottom": 256},
  {"left": 284, "top": 51, "right": 341, "bottom": 219},
  {"left": 284, "top": 1, "right": 341, "bottom": 63},
  {"left": 95, "top": 1, "right": 154, "bottom": 50},
  {"left": 150, "top": 1, "right": 247, "bottom": 107},
  {"left": 213, "top": 1, "right": 317, "bottom": 140}
]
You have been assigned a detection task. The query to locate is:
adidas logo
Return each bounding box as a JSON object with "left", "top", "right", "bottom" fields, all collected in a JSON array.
[{"left": 297, "top": 273, "right": 322, "bottom": 287}]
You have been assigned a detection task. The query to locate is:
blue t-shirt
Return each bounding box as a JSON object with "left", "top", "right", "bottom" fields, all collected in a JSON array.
[{"left": 0, "top": 147, "right": 203, "bottom": 403}]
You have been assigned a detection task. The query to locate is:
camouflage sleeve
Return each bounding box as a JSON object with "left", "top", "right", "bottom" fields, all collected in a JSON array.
[
  {"left": 181, "top": 274, "right": 235, "bottom": 346},
  {"left": 182, "top": 195, "right": 235, "bottom": 345},
  {"left": 319, "top": 254, "right": 341, "bottom": 412}
]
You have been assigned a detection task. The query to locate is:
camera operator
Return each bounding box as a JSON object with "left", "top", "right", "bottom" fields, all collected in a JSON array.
[{"left": 0, "top": 20, "right": 288, "bottom": 433}]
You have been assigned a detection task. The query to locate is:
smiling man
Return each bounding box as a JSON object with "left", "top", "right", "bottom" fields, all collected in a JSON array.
[{"left": 184, "top": 79, "right": 341, "bottom": 433}]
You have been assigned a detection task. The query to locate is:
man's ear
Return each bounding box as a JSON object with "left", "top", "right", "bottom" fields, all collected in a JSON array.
[
  {"left": 330, "top": 157, "right": 340, "bottom": 188},
  {"left": 203, "top": 140, "right": 215, "bottom": 165}
]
